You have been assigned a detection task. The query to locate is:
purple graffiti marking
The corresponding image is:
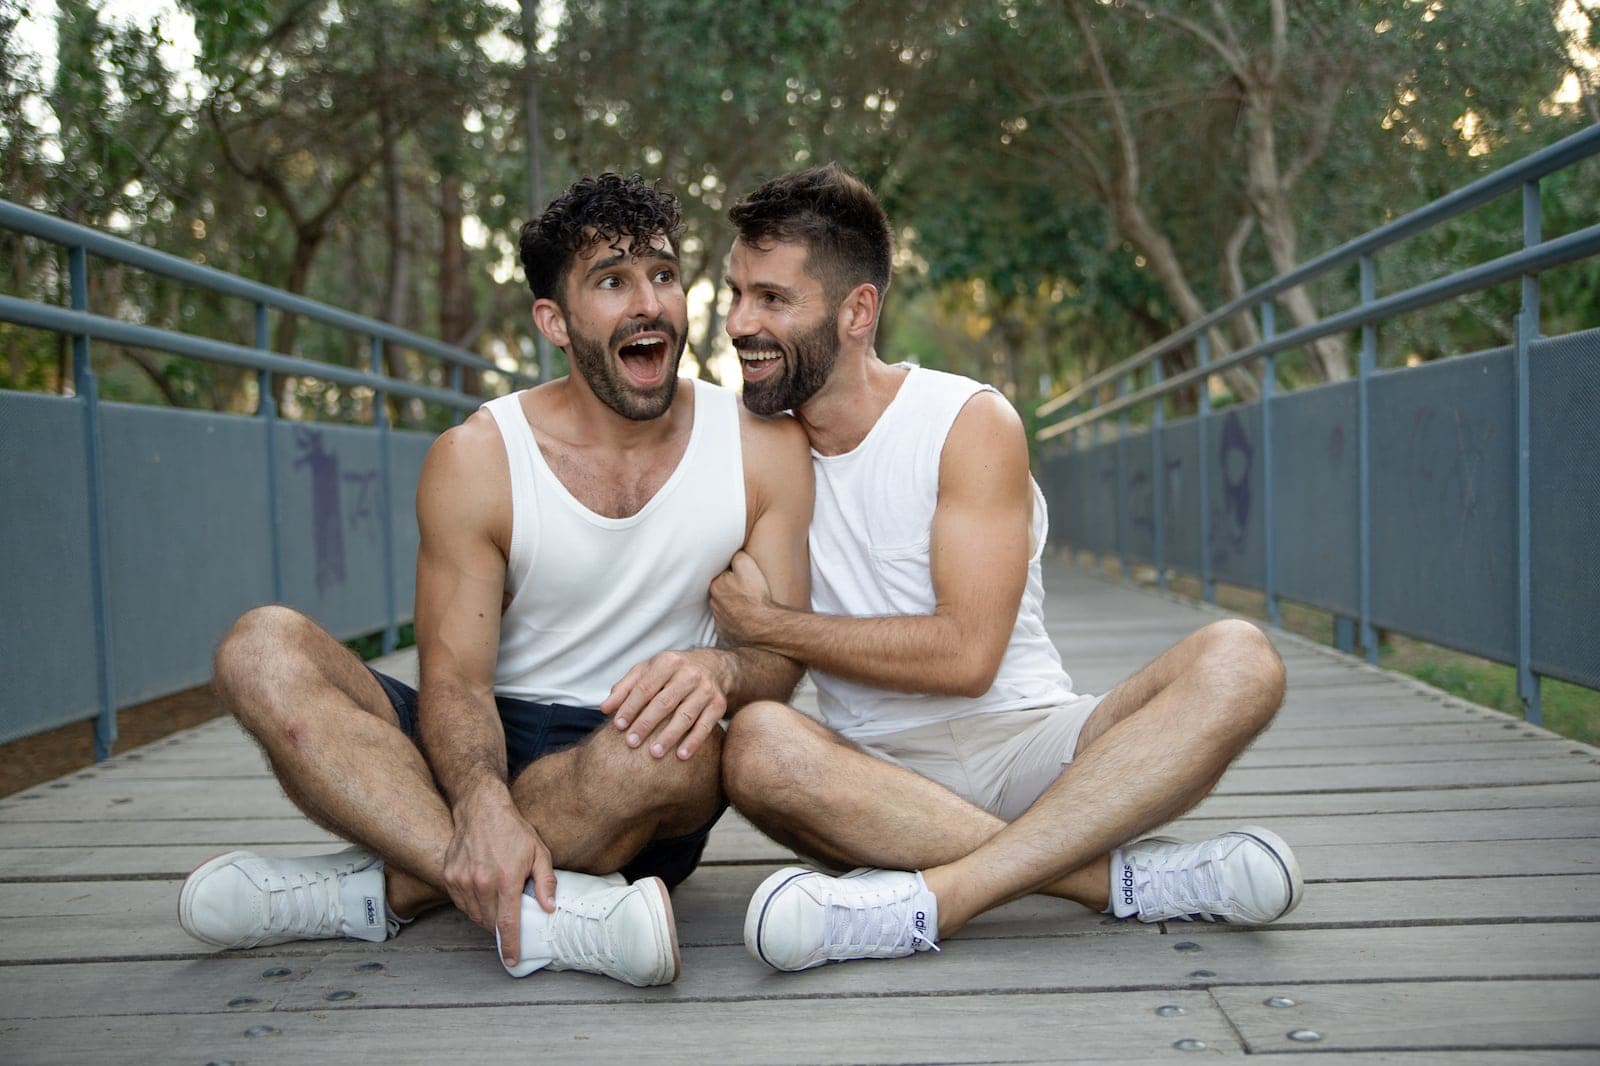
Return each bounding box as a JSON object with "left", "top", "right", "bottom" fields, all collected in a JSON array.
[
  {"left": 1219, "top": 410, "right": 1253, "bottom": 550},
  {"left": 342, "top": 469, "right": 381, "bottom": 548},
  {"left": 294, "top": 428, "right": 346, "bottom": 595}
]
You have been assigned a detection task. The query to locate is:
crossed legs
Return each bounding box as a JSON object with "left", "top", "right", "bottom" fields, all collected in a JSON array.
[
  {"left": 210, "top": 605, "right": 723, "bottom": 922},
  {"left": 723, "top": 618, "right": 1286, "bottom": 937}
]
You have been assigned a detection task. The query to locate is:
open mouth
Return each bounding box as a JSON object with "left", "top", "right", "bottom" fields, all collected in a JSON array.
[
  {"left": 739, "top": 349, "right": 784, "bottom": 383},
  {"left": 618, "top": 334, "right": 670, "bottom": 387}
]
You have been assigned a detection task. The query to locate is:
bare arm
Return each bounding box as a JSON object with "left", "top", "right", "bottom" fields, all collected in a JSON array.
[
  {"left": 604, "top": 408, "right": 812, "bottom": 757},
  {"left": 414, "top": 412, "right": 554, "bottom": 962},
  {"left": 711, "top": 391, "right": 1031, "bottom": 698}
]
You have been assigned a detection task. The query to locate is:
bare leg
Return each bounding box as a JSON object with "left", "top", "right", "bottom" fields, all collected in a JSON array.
[
  {"left": 215, "top": 605, "right": 725, "bottom": 923},
  {"left": 724, "top": 619, "right": 1285, "bottom": 932},
  {"left": 213, "top": 605, "right": 452, "bottom": 918}
]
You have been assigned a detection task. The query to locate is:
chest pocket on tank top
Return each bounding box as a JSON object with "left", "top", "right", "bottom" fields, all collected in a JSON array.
[{"left": 868, "top": 534, "right": 936, "bottom": 613}]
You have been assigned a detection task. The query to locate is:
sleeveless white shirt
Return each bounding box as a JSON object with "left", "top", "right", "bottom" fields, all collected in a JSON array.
[
  {"left": 809, "top": 365, "right": 1077, "bottom": 740},
  {"left": 483, "top": 378, "right": 745, "bottom": 707}
]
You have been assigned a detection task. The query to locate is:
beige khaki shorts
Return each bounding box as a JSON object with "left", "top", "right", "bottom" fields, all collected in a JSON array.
[{"left": 854, "top": 695, "right": 1105, "bottom": 822}]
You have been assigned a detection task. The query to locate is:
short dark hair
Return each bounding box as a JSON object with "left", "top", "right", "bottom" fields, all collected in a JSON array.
[
  {"left": 518, "top": 173, "right": 685, "bottom": 304},
  {"left": 728, "top": 163, "right": 892, "bottom": 301}
]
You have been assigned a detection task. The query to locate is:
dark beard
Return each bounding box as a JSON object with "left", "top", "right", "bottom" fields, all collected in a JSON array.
[
  {"left": 738, "top": 311, "right": 840, "bottom": 416},
  {"left": 566, "top": 317, "right": 683, "bottom": 422}
]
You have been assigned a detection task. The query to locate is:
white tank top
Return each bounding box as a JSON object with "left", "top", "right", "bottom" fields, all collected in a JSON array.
[
  {"left": 809, "top": 365, "right": 1077, "bottom": 740},
  {"left": 483, "top": 378, "right": 745, "bottom": 707}
]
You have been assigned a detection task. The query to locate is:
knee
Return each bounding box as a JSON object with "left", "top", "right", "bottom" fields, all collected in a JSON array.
[
  {"left": 583, "top": 722, "right": 723, "bottom": 812},
  {"left": 212, "top": 605, "right": 321, "bottom": 730},
  {"left": 1199, "top": 618, "right": 1286, "bottom": 728},
  {"left": 722, "top": 701, "right": 823, "bottom": 811}
]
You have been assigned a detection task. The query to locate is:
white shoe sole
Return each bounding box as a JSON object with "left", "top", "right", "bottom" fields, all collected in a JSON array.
[
  {"left": 1233, "top": 825, "right": 1304, "bottom": 922},
  {"left": 637, "top": 876, "right": 682, "bottom": 985},
  {"left": 177, "top": 849, "right": 257, "bottom": 948}
]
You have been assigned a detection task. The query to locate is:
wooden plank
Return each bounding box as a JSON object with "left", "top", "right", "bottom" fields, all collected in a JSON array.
[
  {"left": 1235, "top": 738, "right": 1575, "bottom": 767},
  {"left": 1214, "top": 979, "right": 1600, "bottom": 1053},
  {"left": 1248, "top": 720, "right": 1584, "bottom": 749},
  {"left": 0, "top": 990, "right": 1242, "bottom": 1064},
  {"left": 1189, "top": 781, "right": 1600, "bottom": 818},
  {"left": 0, "top": 818, "right": 341, "bottom": 848},
  {"left": 1213, "top": 757, "right": 1600, "bottom": 794},
  {"left": 1169, "top": 805, "right": 1600, "bottom": 845},
  {"left": 7, "top": 922, "right": 1596, "bottom": 1022}
]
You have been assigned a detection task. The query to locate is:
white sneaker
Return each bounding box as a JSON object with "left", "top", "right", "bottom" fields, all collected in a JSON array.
[
  {"left": 1111, "top": 826, "right": 1303, "bottom": 924},
  {"left": 745, "top": 866, "right": 940, "bottom": 972},
  {"left": 497, "top": 871, "right": 680, "bottom": 987},
  {"left": 178, "top": 846, "right": 391, "bottom": 948}
]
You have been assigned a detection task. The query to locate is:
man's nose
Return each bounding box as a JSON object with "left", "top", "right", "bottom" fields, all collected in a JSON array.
[{"left": 630, "top": 276, "right": 664, "bottom": 318}]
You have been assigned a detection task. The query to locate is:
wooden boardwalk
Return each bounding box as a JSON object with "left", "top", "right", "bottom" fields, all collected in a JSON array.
[{"left": 3, "top": 557, "right": 1598, "bottom": 1063}]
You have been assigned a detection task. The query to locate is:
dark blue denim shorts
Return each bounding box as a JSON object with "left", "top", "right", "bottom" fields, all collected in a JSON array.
[{"left": 368, "top": 668, "right": 720, "bottom": 889}]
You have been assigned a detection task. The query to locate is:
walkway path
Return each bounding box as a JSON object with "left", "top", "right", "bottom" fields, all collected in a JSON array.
[{"left": 2, "top": 558, "right": 1597, "bottom": 1062}]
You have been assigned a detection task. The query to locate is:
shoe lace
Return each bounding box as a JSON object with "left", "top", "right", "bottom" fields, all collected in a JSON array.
[
  {"left": 548, "top": 898, "right": 614, "bottom": 967},
  {"left": 260, "top": 868, "right": 344, "bottom": 938},
  {"left": 822, "top": 885, "right": 940, "bottom": 959},
  {"left": 1135, "top": 843, "right": 1227, "bottom": 922}
]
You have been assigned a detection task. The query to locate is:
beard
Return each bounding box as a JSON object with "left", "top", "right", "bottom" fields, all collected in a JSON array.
[
  {"left": 566, "top": 316, "right": 684, "bottom": 422},
  {"left": 735, "top": 310, "right": 840, "bottom": 416}
]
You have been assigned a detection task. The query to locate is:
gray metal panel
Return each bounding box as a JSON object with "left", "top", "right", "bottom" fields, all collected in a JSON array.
[
  {"left": 1122, "top": 427, "right": 1155, "bottom": 564},
  {"left": 1206, "top": 404, "right": 1266, "bottom": 590},
  {"left": 1369, "top": 348, "right": 1518, "bottom": 662},
  {"left": 389, "top": 429, "right": 433, "bottom": 622},
  {"left": 1529, "top": 328, "right": 1600, "bottom": 688},
  {"left": 1035, "top": 443, "right": 1071, "bottom": 550},
  {"left": 0, "top": 391, "right": 100, "bottom": 740},
  {"left": 99, "top": 403, "right": 277, "bottom": 707},
  {"left": 1085, "top": 437, "right": 1118, "bottom": 556},
  {"left": 1160, "top": 417, "right": 1202, "bottom": 574},
  {"left": 274, "top": 422, "right": 389, "bottom": 640},
  {"left": 1271, "top": 381, "right": 1359, "bottom": 614}
]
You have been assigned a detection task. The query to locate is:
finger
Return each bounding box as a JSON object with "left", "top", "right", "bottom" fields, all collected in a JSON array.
[
  {"left": 619, "top": 671, "right": 683, "bottom": 748},
  {"left": 730, "top": 550, "right": 762, "bottom": 581},
  {"left": 602, "top": 661, "right": 647, "bottom": 719},
  {"left": 533, "top": 850, "right": 558, "bottom": 914},
  {"left": 648, "top": 687, "right": 713, "bottom": 759},
  {"left": 677, "top": 694, "right": 726, "bottom": 760},
  {"left": 496, "top": 874, "right": 521, "bottom": 965},
  {"left": 636, "top": 674, "right": 701, "bottom": 755}
]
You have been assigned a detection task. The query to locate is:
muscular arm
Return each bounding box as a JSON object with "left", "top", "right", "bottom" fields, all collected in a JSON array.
[
  {"left": 712, "top": 391, "right": 1031, "bottom": 698},
  {"left": 414, "top": 412, "right": 555, "bottom": 959},
  {"left": 605, "top": 408, "right": 812, "bottom": 756}
]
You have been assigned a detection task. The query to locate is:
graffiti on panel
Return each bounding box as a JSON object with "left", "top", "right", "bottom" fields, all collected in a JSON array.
[
  {"left": 1407, "top": 404, "right": 1495, "bottom": 532},
  {"left": 1212, "top": 410, "right": 1254, "bottom": 567},
  {"left": 293, "top": 427, "right": 379, "bottom": 596}
]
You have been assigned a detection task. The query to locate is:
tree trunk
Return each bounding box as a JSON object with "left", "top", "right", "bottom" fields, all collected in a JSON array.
[
  {"left": 521, "top": 0, "right": 552, "bottom": 383},
  {"left": 439, "top": 172, "right": 480, "bottom": 397},
  {"left": 379, "top": 86, "right": 410, "bottom": 427},
  {"left": 271, "top": 236, "right": 319, "bottom": 410},
  {"left": 695, "top": 231, "right": 734, "bottom": 382}
]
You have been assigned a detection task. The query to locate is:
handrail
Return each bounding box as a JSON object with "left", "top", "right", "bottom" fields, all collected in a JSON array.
[
  {"left": 1036, "top": 122, "right": 1600, "bottom": 420},
  {"left": 0, "top": 294, "right": 479, "bottom": 410},
  {"left": 0, "top": 198, "right": 533, "bottom": 384},
  {"left": 1038, "top": 219, "right": 1600, "bottom": 439}
]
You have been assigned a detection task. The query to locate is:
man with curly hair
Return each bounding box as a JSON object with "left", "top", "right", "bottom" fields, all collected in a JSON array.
[
  {"left": 178, "top": 174, "right": 813, "bottom": 987},
  {"left": 711, "top": 163, "right": 1302, "bottom": 972}
]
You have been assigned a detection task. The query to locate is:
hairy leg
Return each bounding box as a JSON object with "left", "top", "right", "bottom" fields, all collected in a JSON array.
[
  {"left": 509, "top": 722, "right": 724, "bottom": 875},
  {"left": 923, "top": 618, "right": 1286, "bottom": 934},
  {"left": 213, "top": 605, "right": 450, "bottom": 918}
]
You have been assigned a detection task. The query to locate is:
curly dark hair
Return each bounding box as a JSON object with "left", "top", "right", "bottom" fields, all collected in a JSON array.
[
  {"left": 727, "top": 162, "right": 892, "bottom": 301},
  {"left": 518, "top": 173, "right": 685, "bottom": 304}
]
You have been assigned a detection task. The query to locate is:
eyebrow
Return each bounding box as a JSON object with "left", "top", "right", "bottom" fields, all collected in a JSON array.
[
  {"left": 725, "top": 276, "right": 799, "bottom": 299},
  {"left": 584, "top": 246, "right": 679, "bottom": 279}
]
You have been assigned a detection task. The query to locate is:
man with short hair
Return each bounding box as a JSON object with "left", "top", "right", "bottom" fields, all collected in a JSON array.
[
  {"left": 179, "top": 173, "right": 812, "bottom": 987},
  {"left": 711, "top": 163, "right": 1300, "bottom": 972}
]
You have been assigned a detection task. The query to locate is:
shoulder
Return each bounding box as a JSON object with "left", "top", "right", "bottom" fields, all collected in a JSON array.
[
  {"left": 418, "top": 406, "right": 512, "bottom": 539},
  {"left": 737, "top": 405, "right": 813, "bottom": 511},
  {"left": 940, "top": 388, "right": 1028, "bottom": 491}
]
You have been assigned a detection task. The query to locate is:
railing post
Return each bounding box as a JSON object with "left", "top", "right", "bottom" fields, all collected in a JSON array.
[
  {"left": 1197, "top": 331, "right": 1215, "bottom": 604},
  {"left": 1261, "top": 301, "right": 1280, "bottom": 627},
  {"left": 1151, "top": 357, "right": 1166, "bottom": 593},
  {"left": 372, "top": 337, "right": 397, "bottom": 655},
  {"left": 1516, "top": 179, "right": 1542, "bottom": 725},
  {"left": 1358, "top": 255, "right": 1378, "bottom": 664},
  {"left": 1117, "top": 374, "right": 1130, "bottom": 580},
  {"left": 451, "top": 362, "right": 464, "bottom": 426},
  {"left": 256, "top": 302, "right": 283, "bottom": 602},
  {"left": 71, "top": 246, "right": 118, "bottom": 760}
]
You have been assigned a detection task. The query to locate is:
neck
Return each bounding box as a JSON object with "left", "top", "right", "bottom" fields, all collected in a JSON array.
[
  {"left": 796, "top": 348, "right": 908, "bottom": 456},
  {"left": 541, "top": 373, "right": 693, "bottom": 450}
]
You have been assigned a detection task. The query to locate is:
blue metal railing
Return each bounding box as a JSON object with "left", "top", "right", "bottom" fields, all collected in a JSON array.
[
  {"left": 1035, "top": 125, "right": 1600, "bottom": 726},
  {"left": 1, "top": 200, "right": 536, "bottom": 756}
]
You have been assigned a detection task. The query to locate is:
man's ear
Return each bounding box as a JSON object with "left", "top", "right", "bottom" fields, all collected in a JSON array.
[
  {"left": 532, "top": 298, "right": 570, "bottom": 349},
  {"left": 838, "top": 281, "right": 881, "bottom": 342}
]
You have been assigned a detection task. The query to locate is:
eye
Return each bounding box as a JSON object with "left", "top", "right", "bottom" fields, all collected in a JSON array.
[
  {"left": 653, "top": 267, "right": 676, "bottom": 284},
  {"left": 598, "top": 275, "right": 621, "bottom": 290},
  {"left": 762, "top": 291, "right": 783, "bottom": 307}
]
